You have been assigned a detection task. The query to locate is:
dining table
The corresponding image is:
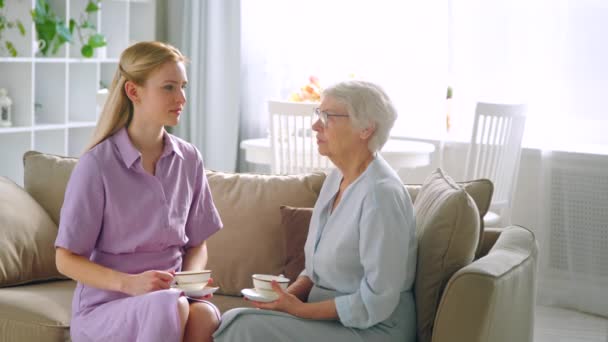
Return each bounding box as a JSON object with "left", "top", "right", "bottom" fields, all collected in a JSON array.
[{"left": 240, "top": 137, "right": 436, "bottom": 172}]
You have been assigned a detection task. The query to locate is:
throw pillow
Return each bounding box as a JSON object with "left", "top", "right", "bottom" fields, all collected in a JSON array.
[
  {"left": 0, "top": 177, "right": 65, "bottom": 287},
  {"left": 279, "top": 205, "right": 313, "bottom": 283},
  {"left": 405, "top": 178, "right": 492, "bottom": 257},
  {"left": 460, "top": 179, "right": 493, "bottom": 257},
  {"left": 23, "top": 151, "right": 78, "bottom": 226},
  {"left": 205, "top": 171, "right": 325, "bottom": 296},
  {"left": 414, "top": 168, "right": 480, "bottom": 342}
]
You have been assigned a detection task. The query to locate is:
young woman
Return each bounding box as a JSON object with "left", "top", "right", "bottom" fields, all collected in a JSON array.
[{"left": 55, "top": 41, "right": 222, "bottom": 342}]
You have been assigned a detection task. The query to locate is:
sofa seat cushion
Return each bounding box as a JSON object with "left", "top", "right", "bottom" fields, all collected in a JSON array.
[
  {"left": 413, "top": 169, "right": 481, "bottom": 342},
  {"left": 0, "top": 280, "right": 75, "bottom": 342},
  {"left": 205, "top": 171, "right": 325, "bottom": 296},
  {"left": 0, "top": 177, "right": 65, "bottom": 287}
]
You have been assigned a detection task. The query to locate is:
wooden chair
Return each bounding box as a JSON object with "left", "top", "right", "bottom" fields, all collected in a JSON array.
[
  {"left": 464, "top": 102, "right": 527, "bottom": 227},
  {"left": 268, "top": 100, "right": 333, "bottom": 174}
]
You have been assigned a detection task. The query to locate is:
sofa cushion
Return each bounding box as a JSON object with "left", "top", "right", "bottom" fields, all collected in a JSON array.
[
  {"left": 19, "top": 151, "right": 326, "bottom": 296},
  {"left": 405, "top": 178, "right": 493, "bottom": 256},
  {"left": 205, "top": 171, "right": 325, "bottom": 296},
  {"left": 413, "top": 168, "right": 480, "bottom": 342},
  {"left": 279, "top": 206, "right": 313, "bottom": 283},
  {"left": 243, "top": 183, "right": 490, "bottom": 295},
  {"left": 0, "top": 280, "right": 74, "bottom": 342},
  {"left": 460, "top": 179, "right": 493, "bottom": 255},
  {"left": 23, "top": 151, "right": 78, "bottom": 226},
  {"left": 0, "top": 177, "right": 65, "bottom": 287}
]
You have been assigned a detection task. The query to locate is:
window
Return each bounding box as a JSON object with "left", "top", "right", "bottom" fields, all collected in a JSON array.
[
  {"left": 241, "top": 0, "right": 448, "bottom": 140},
  {"left": 242, "top": 0, "right": 608, "bottom": 152},
  {"left": 450, "top": 0, "right": 608, "bottom": 151}
]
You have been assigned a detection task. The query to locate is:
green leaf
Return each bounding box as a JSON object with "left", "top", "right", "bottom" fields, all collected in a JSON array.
[
  {"left": 69, "top": 19, "right": 76, "bottom": 34},
  {"left": 36, "top": 20, "right": 56, "bottom": 55},
  {"left": 30, "top": 9, "right": 39, "bottom": 23},
  {"left": 17, "top": 20, "right": 26, "bottom": 36},
  {"left": 0, "top": 0, "right": 5, "bottom": 9},
  {"left": 34, "top": 0, "right": 48, "bottom": 19},
  {"left": 56, "top": 22, "right": 72, "bottom": 43},
  {"left": 81, "top": 44, "right": 93, "bottom": 58},
  {"left": 88, "top": 33, "right": 106, "bottom": 48},
  {"left": 6, "top": 41, "right": 17, "bottom": 57},
  {"left": 85, "top": 1, "right": 100, "bottom": 13},
  {"left": 40, "top": 19, "right": 56, "bottom": 35},
  {"left": 51, "top": 37, "right": 61, "bottom": 55}
]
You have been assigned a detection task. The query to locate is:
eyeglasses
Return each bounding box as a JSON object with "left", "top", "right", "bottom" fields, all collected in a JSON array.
[{"left": 314, "top": 108, "right": 349, "bottom": 127}]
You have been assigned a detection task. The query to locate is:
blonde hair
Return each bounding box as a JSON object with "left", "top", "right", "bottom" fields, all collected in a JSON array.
[{"left": 85, "top": 41, "right": 187, "bottom": 151}]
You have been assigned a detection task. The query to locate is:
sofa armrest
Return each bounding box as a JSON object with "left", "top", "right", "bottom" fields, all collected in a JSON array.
[{"left": 431, "top": 226, "right": 539, "bottom": 342}]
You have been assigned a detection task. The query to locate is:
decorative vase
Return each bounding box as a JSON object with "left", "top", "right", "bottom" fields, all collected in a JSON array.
[
  {"left": 32, "top": 40, "right": 46, "bottom": 56},
  {"left": 446, "top": 98, "right": 452, "bottom": 133},
  {"left": 0, "top": 88, "right": 12, "bottom": 127}
]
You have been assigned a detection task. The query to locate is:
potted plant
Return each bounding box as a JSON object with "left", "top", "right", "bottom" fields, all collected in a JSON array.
[
  {"left": 30, "top": 0, "right": 71, "bottom": 56},
  {"left": 31, "top": 0, "right": 105, "bottom": 58},
  {"left": 69, "top": 0, "right": 106, "bottom": 58},
  {"left": 0, "top": 0, "right": 26, "bottom": 56},
  {"left": 446, "top": 86, "right": 453, "bottom": 133}
]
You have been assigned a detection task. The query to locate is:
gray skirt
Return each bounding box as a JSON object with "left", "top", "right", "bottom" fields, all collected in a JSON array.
[{"left": 213, "top": 286, "right": 416, "bottom": 342}]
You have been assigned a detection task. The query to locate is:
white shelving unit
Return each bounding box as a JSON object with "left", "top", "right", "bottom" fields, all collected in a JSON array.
[{"left": 0, "top": 0, "right": 155, "bottom": 185}]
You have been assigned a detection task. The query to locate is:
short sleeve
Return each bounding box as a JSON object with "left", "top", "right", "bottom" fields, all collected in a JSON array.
[
  {"left": 55, "top": 153, "right": 105, "bottom": 258},
  {"left": 184, "top": 151, "right": 223, "bottom": 248}
]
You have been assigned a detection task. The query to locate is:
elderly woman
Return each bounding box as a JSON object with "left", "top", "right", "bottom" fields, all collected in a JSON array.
[{"left": 213, "top": 80, "right": 417, "bottom": 342}]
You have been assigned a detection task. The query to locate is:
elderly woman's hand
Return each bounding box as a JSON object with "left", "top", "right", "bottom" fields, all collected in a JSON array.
[{"left": 249, "top": 280, "right": 305, "bottom": 317}]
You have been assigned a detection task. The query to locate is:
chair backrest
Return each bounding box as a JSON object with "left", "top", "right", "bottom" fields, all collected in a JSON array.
[
  {"left": 464, "top": 102, "right": 527, "bottom": 218},
  {"left": 268, "top": 100, "right": 333, "bottom": 174}
]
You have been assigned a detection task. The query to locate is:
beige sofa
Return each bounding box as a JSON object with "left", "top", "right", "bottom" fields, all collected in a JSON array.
[{"left": 0, "top": 151, "right": 538, "bottom": 342}]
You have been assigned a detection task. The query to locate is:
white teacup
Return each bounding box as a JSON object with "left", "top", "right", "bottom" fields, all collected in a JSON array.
[
  {"left": 252, "top": 274, "right": 290, "bottom": 296},
  {"left": 174, "top": 270, "right": 211, "bottom": 285}
]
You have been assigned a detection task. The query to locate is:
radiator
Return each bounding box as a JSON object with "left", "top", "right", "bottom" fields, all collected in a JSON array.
[{"left": 540, "top": 151, "right": 608, "bottom": 317}]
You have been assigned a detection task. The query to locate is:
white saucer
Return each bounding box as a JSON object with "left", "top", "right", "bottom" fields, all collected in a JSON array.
[
  {"left": 241, "top": 288, "right": 278, "bottom": 303},
  {"left": 172, "top": 283, "right": 219, "bottom": 297}
]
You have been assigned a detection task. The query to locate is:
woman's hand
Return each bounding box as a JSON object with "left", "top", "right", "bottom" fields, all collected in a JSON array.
[
  {"left": 250, "top": 281, "right": 305, "bottom": 317},
  {"left": 121, "top": 270, "right": 174, "bottom": 296}
]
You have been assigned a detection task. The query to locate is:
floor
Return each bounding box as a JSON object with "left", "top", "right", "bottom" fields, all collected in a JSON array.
[{"left": 535, "top": 305, "right": 608, "bottom": 342}]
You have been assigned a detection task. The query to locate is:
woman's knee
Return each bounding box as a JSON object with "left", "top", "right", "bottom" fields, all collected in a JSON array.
[
  {"left": 177, "top": 296, "right": 190, "bottom": 328},
  {"left": 189, "top": 302, "right": 220, "bottom": 329}
]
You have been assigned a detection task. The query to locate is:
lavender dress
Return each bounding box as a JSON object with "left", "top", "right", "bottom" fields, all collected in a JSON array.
[{"left": 55, "top": 128, "right": 222, "bottom": 342}]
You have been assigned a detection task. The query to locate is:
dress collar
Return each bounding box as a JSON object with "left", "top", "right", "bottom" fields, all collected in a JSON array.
[{"left": 112, "top": 127, "right": 184, "bottom": 169}]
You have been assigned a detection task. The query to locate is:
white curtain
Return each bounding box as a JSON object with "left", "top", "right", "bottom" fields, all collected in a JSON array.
[
  {"left": 167, "top": 0, "right": 241, "bottom": 172},
  {"left": 450, "top": 0, "right": 608, "bottom": 148},
  {"left": 238, "top": 0, "right": 448, "bottom": 172},
  {"left": 452, "top": 0, "right": 608, "bottom": 318}
]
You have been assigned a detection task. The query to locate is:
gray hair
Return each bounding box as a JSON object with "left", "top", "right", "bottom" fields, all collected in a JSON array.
[{"left": 322, "top": 80, "right": 397, "bottom": 153}]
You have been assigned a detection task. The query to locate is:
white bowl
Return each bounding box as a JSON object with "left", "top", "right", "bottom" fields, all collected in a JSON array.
[
  {"left": 174, "top": 270, "right": 211, "bottom": 285},
  {"left": 174, "top": 282, "right": 206, "bottom": 291},
  {"left": 252, "top": 274, "right": 290, "bottom": 294}
]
